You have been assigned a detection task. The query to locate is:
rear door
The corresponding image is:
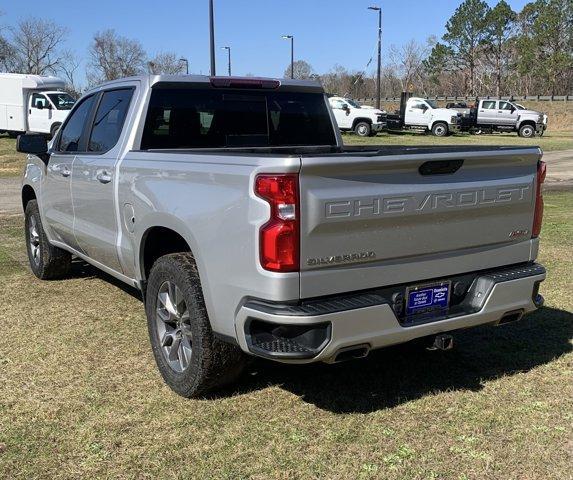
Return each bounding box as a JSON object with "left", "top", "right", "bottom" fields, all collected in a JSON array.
[
  {"left": 478, "top": 100, "right": 498, "bottom": 125},
  {"left": 298, "top": 148, "right": 541, "bottom": 298},
  {"left": 72, "top": 87, "right": 135, "bottom": 273}
]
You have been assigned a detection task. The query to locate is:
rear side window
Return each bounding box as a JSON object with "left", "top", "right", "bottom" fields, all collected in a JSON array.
[
  {"left": 88, "top": 89, "right": 134, "bottom": 152},
  {"left": 58, "top": 95, "right": 96, "bottom": 152},
  {"left": 141, "top": 88, "right": 336, "bottom": 149}
]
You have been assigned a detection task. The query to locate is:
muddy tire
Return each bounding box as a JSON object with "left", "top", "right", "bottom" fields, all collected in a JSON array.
[
  {"left": 24, "top": 200, "right": 71, "bottom": 280},
  {"left": 145, "top": 253, "right": 246, "bottom": 398}
]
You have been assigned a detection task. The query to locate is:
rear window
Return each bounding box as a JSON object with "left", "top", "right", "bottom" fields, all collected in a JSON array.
[{"left": 141, "top": 88, "right": 336, "bottom": 149}]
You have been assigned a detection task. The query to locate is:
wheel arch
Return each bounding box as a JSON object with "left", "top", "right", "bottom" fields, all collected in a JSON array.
[
  {"left": 140, "top": 225, "right": 193, "bottom": 281},
  {"left": 352, "top": 117, "right": 373, "bottom": 129},
  {"left": 22, "top": 184, "right": 37, "bottom": 211}
]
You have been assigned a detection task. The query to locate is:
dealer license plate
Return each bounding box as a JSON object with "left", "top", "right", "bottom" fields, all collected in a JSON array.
[{"left": 405, "top": 281, "right": 451, "bottom": 316}]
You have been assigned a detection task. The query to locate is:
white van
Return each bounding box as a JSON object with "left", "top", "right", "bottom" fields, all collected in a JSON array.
[{"left": 0, "top": 73, "right": 76, "bottom": 138}]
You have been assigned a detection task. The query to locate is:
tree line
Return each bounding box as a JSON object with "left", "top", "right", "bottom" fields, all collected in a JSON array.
[{"left": 1, "top": 0, "right": 571, "bottom": 98}]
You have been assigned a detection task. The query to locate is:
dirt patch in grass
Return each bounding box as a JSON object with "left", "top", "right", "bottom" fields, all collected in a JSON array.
[{"left": 0, "top": 193, "right": 571, "bottom": 479}]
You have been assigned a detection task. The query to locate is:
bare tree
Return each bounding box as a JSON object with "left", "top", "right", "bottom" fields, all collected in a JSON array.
[
  {"left": 8, "top": 17, "right": 68, "bottom": 74},
  {"left": 59, "top": 50, "right": 82, "bottom": 97},
  {"left": 389, "top": 40, "right": 429, "bottom": 93},
  {"left": 147, "top": 52, "right": 185, "bottom": 75},
  {"left": 284, "top": 60, "right": 314, "bottom": 80},
  {"left": 87, "top": 29, "right": 146, "bottom": 85}
]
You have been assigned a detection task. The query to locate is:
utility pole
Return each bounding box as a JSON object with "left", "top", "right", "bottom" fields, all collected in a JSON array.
[
  {"left": 179, "top": 58, "right": 189, "bottom": 74},
  {"left": 282, "top": 35, "right": 294, "bottom": 79},
  {"left": 368, "top": 6, "right": 382, "bottom": 109},
  {"left": 209, "top": 0, "right": 216, "bottom": 76},
  {"left": 221, "top": 46, "right": 231, "bottom": 76}
]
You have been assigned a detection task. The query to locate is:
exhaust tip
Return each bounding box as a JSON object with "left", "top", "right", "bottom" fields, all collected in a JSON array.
[
  {"left": 333, "top": 345, "right": 370, "bottom": 363},
  {"left": 497, "top": 309, "right": 524, "bottom": 325}
]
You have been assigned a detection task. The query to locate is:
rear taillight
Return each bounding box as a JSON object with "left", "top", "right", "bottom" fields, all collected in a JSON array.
[
  {"left": 255, "top": 174, "right": 299, "bottom": 272},
  {"left": 532, "top": 160, "right": 546, "bottom": 238}
]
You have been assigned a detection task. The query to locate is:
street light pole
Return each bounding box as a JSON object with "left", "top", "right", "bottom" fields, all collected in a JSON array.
[
  {"left": 368, "top": 6, "right": 382, "bottom": 110},
  {"left": 282, "top": 35, "right": 294, "bottom": 79},
  {"left": 209, "top": 0, "right": 216, "bottom": 76},
  {"left": 221, "top": 46, "right": 231, "bottom": 76},
  {"left": 179, "top": 58, "right": 189, "bottom": 74}
]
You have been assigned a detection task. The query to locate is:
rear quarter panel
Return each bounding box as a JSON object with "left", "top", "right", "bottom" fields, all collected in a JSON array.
[{"left": 117, "top": 151, "right": 301, "bottom": 337}]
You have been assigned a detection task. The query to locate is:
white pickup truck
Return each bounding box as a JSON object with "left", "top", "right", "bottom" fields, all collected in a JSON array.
[
  {"left": 387, "top": 94, "right": 461, "bottom": 136},
  {"left": 328, "top": 96, "right": 387, "bottom": 137},
  {"left": 18, "top": 75, "right": 547, "bottom": 397}
]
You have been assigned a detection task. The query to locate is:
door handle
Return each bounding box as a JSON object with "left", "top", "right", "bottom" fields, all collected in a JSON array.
[
  {"left": 96, "top": 170, "right": 112, "bottom": 184},
  {"left": 61, "top": 168, "right": 71, "bottom": 178}
]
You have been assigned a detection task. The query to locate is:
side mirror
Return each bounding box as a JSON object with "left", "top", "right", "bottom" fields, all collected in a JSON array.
[
  {"left": 36, "top": 103, "right": 44, "bottom": 110},
  {"left": 341, "top": 104, "right": 349, "bottom": 111},
  {"left": 421, "top": 105, "right": 428, "bottom": 112},
  {"left": 17, "top": 134, "right": 48, "bottom": 155}
]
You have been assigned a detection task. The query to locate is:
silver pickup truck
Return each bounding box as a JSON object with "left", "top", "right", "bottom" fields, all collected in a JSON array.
[
  {"left": 18, "top": 75, "right": 547, "bottom": 397},
  {"left": 461, "top": 99, "right": 548, "bottom": 137}
]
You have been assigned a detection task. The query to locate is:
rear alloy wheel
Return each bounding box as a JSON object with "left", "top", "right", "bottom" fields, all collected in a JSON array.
[
  {"left": 519, "top": 124, "right": 535, "bottom": 138},
  {"left": 146, "top": 253, "right": 246, "bottom": 397},
  {"left": 354, "top": 121, "right": 371, "bottom": 137},
  {"left": 431, "top": 122, "right": 448, "bottom": 137}
]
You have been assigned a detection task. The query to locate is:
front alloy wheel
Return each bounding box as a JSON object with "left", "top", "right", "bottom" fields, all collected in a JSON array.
[
  {"left": 28, "top": 215, "right": 41, "bottom": 266},
  {"left": 155, "top": 281, "right": 193, "bottom": 373}
]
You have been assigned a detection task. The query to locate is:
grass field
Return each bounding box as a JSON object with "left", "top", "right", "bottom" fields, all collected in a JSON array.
[
  {"left": 345, "top": 130, "right": 573, "bottom": 151},
  {"left": 0, "top": 191, "right": 571, "bottom": 479},
  {"left": 1, "top": 131, "right": 572, "bottom": 178}
]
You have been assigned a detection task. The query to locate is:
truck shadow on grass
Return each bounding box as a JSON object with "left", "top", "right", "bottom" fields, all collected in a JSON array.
[
  {"left": 72, "top": 262, "right": 572, "bottom": 414},
  {"left": 230, "top": 307, "right": 572, "bottom": 413}
]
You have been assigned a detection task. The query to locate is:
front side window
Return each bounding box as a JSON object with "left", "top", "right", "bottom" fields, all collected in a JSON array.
[
  {"left": 48, "top": 93, "right": 76, "bottom": 110},
  {"left": 331, "top": 99, "right": 345, "bottom": 109},
  {"left": 411, "top": 101, "right": 426, "bottom": 110},
  {"left": 31, "top": 93, "right": 49, "bottom": 109},
  {"left": 58, "top": 95, "right": 96, "bottom": 152},
  {"left": 426, "top": 100, "right": 437, "bottom": 109},
  {"left": 482, "top": 101, "right": 497, "bottom": 110},
  {"left": 346, "top": 99, "right": 362, "bottom": 108},
  {"left": 141, "top": 88, "right": 336, "bottom": 149},
  {"left": 499, "top": 101, "right": 514, "bottom": 111},
  {"left": 88, "top": 89, "right": 134, "bottom": 152}
]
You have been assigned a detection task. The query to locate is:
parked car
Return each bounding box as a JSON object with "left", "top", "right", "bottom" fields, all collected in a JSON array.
[
  {"left": 19, "top": 75, "right": 547, "bottom": 397},
  {"left": 0, "top": 73, "right": 75, "bottom": 139},
  {"left": 386, "top": 92, "right": 462, "bottom": 136},
  {"left": 460, "top": 99, "right": 548, "bottom": 137},
  {"left": 328, "top": 96, "right": 386, "bottom": 137},
  {"left": 446, "top": 101, "right": 471, "bottom": 116}
]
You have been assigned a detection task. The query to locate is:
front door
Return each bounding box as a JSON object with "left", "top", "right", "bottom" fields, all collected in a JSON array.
[
  {"left": 72, "top": 87, "right": 134, "bottom": 273},
  {"left": 406, "top": 101, "right": 429, "bottom": 126},
  {"left": 498, "top": 101, "right": 519, "bottom": 127},
  {"left": 28, "top": 93, "right": 52, "bottom": 133},
  {"left": 42, "top": 94, "right": 97, "bottom": 250},
  {"left": 330, "top": 99, "right": 352, "bottom": 129}
]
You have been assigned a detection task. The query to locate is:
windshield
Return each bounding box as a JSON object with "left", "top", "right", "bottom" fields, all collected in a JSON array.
[
  {"left": 345, "top": 99, "right": 362, "bottom": 108},
  {"left": 426, "top": 100, "right": 438, "bottom": 109},
  {"left": 47, "top": 93, "right": 76, "bottom": 110}
]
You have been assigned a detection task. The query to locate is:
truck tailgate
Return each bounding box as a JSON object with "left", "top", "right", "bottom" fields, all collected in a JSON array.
[{"left": 299, "top": 147, "right": 541, "bottom": 298}]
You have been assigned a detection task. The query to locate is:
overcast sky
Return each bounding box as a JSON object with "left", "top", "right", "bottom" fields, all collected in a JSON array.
[{"left": 3, "top": 0, "right": 531, "bottom": 84}]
